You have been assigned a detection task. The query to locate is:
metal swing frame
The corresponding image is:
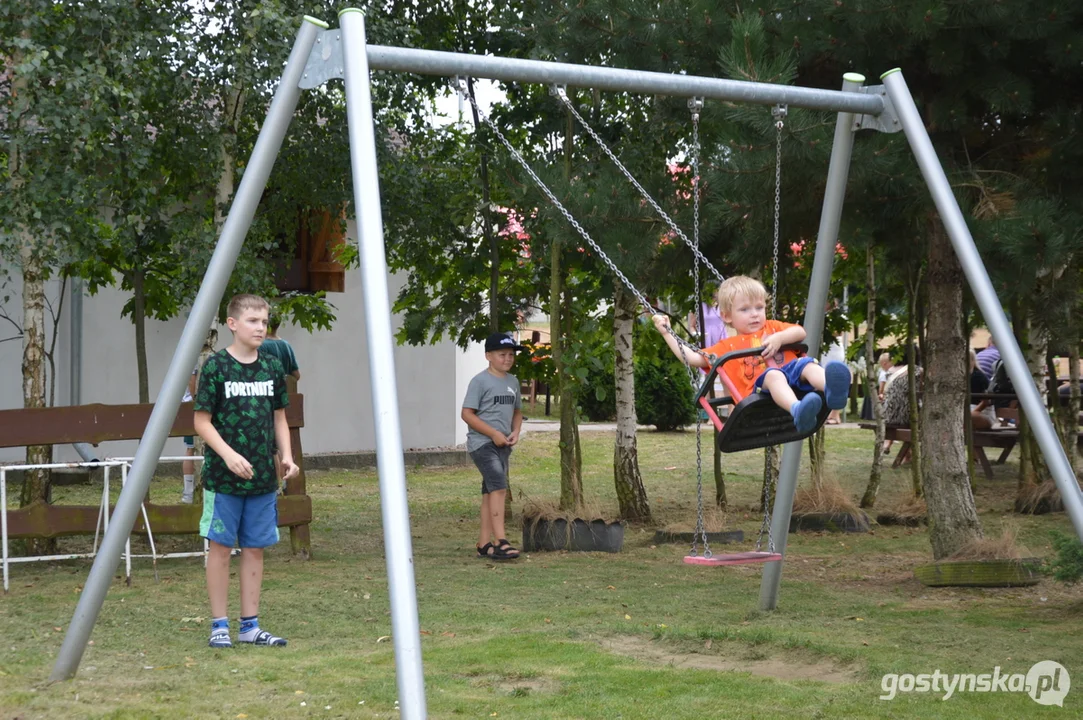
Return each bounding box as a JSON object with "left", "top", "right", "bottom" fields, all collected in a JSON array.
[{"left": 50, "top": 12, "right": 1083, "bottom": 719}]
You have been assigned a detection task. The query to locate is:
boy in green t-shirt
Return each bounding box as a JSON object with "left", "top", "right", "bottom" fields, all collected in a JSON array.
[{"left": 194, "top": 294, "right": 298, "bottom": 648}]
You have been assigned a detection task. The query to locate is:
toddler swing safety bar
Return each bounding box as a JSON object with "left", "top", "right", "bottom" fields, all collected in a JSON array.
[{"left": 695, "top": 344, "right": 831, "bottom": 454}]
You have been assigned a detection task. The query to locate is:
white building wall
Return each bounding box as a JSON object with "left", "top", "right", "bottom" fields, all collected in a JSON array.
[{"left": 0, "top": 222, "right": 468, "bottom": 463}]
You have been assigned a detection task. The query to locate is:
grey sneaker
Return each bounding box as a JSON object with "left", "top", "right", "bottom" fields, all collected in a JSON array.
[{"left": 181, "top": 493, "right": 193, "bottom": 504}]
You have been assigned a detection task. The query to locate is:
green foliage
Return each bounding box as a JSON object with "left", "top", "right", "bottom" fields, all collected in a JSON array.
[
  {"left": 633, "top": 321, "right": 696, "bottom": 431},
  {"left": 1048, "top": 530, "right": 1083, "bottom": 584}
]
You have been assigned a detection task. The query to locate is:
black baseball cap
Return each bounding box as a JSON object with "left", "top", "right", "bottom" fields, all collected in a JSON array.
[{"left": 484, "top": 332, "right": 524, "bottom": 352}]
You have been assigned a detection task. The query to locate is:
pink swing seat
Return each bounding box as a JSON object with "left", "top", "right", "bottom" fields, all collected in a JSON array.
[{"left": 683, "top": 551, "right": 783, "bottom": 566}]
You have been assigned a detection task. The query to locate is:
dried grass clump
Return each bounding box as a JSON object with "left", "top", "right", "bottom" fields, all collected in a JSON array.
[
  {"left": 662, "top": 505, "right": 729, "bottom": 534},
  {"left": 520, "top": 498, "right": 619, "bottom": 525},
  {"left": 792, "top": 480, "right": 860, "bottom": 515},
  {"left": 1015, "top": 480, "right": 1064, "bottom": 515},
  {"left": 948, "top": 526, "right": 1031, "bottom": 561},
  {"left": 881, "top": 495, "right": 928, "bottom": 521}
]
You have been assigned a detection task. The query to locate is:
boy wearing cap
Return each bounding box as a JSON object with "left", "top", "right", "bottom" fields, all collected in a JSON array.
[{"left": 461, "top": 332, "right": 525, "bottom": 561}]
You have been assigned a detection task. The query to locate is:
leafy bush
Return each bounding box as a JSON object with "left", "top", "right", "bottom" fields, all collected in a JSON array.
[
  {"left": 578, "top": 353, "right": 616, "bottom": 421},
  {"left": 1048, "top": 530, "right": 1083, "bottom": 584},
  {"left": 633, "top": 321, "right": 697, "bottom": 431}
]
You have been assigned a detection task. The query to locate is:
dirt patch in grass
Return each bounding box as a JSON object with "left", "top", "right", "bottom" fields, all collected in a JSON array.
[
  {"left": 600, "top": 635, "right": 857, "bottom": 684},
  {"left": 493, "top": 675, "right": 560, "bottom": 696}
]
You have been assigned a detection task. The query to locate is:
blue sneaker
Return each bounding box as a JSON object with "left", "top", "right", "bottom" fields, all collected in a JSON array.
[
  {"left": 824, "top": 361, "right": 851, "bottom": 411},
  {"left": 791, "top": 394, "right": 823, "bottom": 434}
]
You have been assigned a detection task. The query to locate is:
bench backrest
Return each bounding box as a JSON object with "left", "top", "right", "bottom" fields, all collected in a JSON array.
[{"left": 0, "top": 397, "right": 304, "bottom": 449}]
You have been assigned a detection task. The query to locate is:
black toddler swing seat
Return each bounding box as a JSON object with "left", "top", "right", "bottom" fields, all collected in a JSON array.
[{"left": 695, "top": 344, "right": 831, "bottom": 454}]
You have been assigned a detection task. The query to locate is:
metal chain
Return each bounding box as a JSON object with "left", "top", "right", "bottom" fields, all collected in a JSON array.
[
  {"left": 553, "top": 86, "right": 725, "bottom": 285},
  {"left": 686, "top": 97, "right": 710, "bottom": 559},
  {"left": 758, "top": 105, "right": 787, "bottom": 555},
  {"left": 454, "top": 78, "right": 703, "bottom": 362},
  {"left": 770, "top": 104, "right": 786, "bottom": 318}
]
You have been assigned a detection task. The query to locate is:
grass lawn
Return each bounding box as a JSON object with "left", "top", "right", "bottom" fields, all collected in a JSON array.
[{"left": 2, "top": 427, "right": 1082, "bottom": 718}]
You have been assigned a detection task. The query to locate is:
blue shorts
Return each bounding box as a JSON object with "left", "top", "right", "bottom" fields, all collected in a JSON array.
[
  {"left": 183, "top": 435, "right": 195, "bottom": 448},
  {"left": 200, "top": 490, "right": 280, "bottom": 548},
  {"left": 755, "top": 356, "right": 817, "bottom": 395}
]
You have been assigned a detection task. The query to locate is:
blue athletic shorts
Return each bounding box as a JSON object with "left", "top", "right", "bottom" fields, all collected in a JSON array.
[
  {"left": 183, "top": 435, "right": 195, "bottom": 448},
  {"left": 755, "top": 356, "right": 817, "bottom": 395},
  {"left": 200, "top": 490, "right": 280, "bottom": 548}
]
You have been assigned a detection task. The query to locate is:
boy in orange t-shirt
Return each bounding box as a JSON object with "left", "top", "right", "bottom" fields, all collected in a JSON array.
[{"left": 653, "top": 276, "right": 851, "bottom": 433}]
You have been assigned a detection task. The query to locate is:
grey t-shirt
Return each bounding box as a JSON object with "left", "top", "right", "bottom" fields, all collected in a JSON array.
[{"left": 462, "top": 369, "right": 521, "bottom": 452}]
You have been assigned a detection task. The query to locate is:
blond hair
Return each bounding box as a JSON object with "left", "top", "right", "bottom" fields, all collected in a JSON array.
[
  {"left": 715, "top": 276, "right": 768, "bottom": 315},
  {"left": 226, "top": 293, "right": 270, "bottom": 320},
  {"left": 878, "top": 352, "right": 892, "bottom": 365}
]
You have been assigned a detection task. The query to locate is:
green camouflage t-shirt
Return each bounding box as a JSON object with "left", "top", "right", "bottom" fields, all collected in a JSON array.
[{"left": 194, "top": 348, "right": 288, "bottom": 496}]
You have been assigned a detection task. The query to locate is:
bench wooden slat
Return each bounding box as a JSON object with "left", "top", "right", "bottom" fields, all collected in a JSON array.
[
  {"left": 0, "top": 396, "right": 304, "bottom": 448},
  {"left": 3, "top": 495, "right": 312, "bottom": 540}
]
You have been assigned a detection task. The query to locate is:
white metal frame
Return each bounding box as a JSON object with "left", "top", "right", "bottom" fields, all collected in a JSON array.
[{"left": 1, "top": 457, "right": 206, "bottom": 592}]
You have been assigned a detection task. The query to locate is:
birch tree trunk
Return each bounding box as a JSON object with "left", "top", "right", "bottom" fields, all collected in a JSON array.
[
  {"left": 612, "top": 285, "right": 651, "bottom": 521},
  {"left": 861, "top": 249, "right": 886, "bottom": 508},
  {"left": 921, "top": 219, "right": 983, "bottom": 559},
  {"left": 19, "top": 243, "right": 53, "bottom": 515}
]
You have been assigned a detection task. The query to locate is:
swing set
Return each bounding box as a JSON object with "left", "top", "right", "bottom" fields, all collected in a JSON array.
[
  {"left": 455, "top": 81, "right": 824, "bottom": 566},
  {"left": 54, "top": 16, "right": 1083, "bottom": 717}
]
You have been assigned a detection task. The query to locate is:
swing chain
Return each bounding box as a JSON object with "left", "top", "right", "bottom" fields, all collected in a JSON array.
[
  {"left": 688, "top": 96, "right": 710, "bottom": 559},
  {"left": 770, "top": 104, "right": 786, "bottom": 318},
  {"left": 455, "top": 78, "right": 702, "bottom": 359},
  {"left": 553, "top": 86, "right": 725, "bottom": 285}
]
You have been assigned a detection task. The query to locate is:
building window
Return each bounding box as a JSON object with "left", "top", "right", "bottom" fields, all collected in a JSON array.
[{"left": 275, "top": 208, "right": 347, "bottom": 293}]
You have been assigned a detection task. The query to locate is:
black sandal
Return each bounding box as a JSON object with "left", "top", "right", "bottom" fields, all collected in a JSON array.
[
  {"left": 496, "top": 538, "right": 520, "bottom": 559},
  {"left": 477, "top": 542, "right": 514, "bottom": 562}
]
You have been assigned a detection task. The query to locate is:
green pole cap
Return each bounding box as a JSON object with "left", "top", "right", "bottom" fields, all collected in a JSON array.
[
  {"left": 338, "top": 7, "right": 365, "bottom": 17},
  {"left": 880, "top": 68, "right": 902, "bottom": 80},
  {"left": 843, "top": 72, "right": 866, "bottom": 84},
  {"left": 303, "top": 15, "right": 329, "bottom": 29}
]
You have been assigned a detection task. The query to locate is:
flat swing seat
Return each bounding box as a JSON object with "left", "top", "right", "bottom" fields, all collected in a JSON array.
[{"left": 683, "top": 552, "right": 783, "bottom": 566}]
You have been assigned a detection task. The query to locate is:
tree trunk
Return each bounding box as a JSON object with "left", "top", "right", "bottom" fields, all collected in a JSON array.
[
  {"left": 132, "top": 267, "right": 150, "bottom": 403},
  {"left": 713, "top": 442, "right": 727, "bottom": 509},
  {"left": 1014, "top": 314, "right": 1053, "bottom": 502},
  {"left": 20, "top": 244, "right": 54, "bottom": 554},
  {"left": 761, "top": 445, "right": 779, "bottom": 513},
  {"left": 861, "top": 249, "right": 885, "bottom": 508},
  {"left": 1052, "top": 342, "right": 1082, "bottom": 477},
  {"left": 554, "top": 105, "right": 582, "bottom": 510},
  {"left": 216, "top": 85, "right": 244, "bottom": 229},
  {"left": 906, "top": 266, "right": 924, "bottom": 497},
  {"left": 921, "top": 219, "right": 982, "bottom": 559},
  {"left": 807, "top": 426, "right": 826, "bottom": 490},
  {"left": 612, "top": 284, "right": 651, "bottom": 521}
]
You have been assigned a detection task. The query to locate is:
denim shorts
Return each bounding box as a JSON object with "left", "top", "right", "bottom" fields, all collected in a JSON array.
[
  {"left": 755, "top": 356, "right": 817, "bottom": 395},
  {"left": 469, "top": 442, "right": 512, "bottom": 495},
  {"left": 200, "top": 490, "right": 280, "bottom": 548}
]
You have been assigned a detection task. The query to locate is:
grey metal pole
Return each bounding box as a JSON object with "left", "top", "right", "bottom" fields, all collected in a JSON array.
[
  {"left": 365, "top": 45, "right": 884, "bottom": 115},
  {"left": 760, "top": 73, "right": 865, "bottom": 611},
  {"left": 49, "top": 16, "right": 326, "bottom": 682},
  {"left": 339, "top": 9, "right": 428, "bottom": 718},
  {"left": 882, "top": 69, "right": 1083, "bottom": 542}
]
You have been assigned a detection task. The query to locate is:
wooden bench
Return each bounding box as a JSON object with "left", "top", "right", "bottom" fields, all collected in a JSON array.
[
  {"left": 0, "top": 396, "right": 312, "bottom": 557},
  {"left": 858, "top": 422, "right": 1019, "bottom": 479},
  {"left": 860, "top": 405, "right": 1082, "bottom": 479}
]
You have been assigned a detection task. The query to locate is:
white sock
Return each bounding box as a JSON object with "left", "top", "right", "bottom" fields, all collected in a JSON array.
[{"left": 183, "top": 474, "right": 194, "bottom": 494}]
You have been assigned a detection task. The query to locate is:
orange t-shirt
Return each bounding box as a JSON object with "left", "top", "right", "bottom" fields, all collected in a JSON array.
[{"left": 703, "top": 319, "right": 801, "bottom": 400}]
